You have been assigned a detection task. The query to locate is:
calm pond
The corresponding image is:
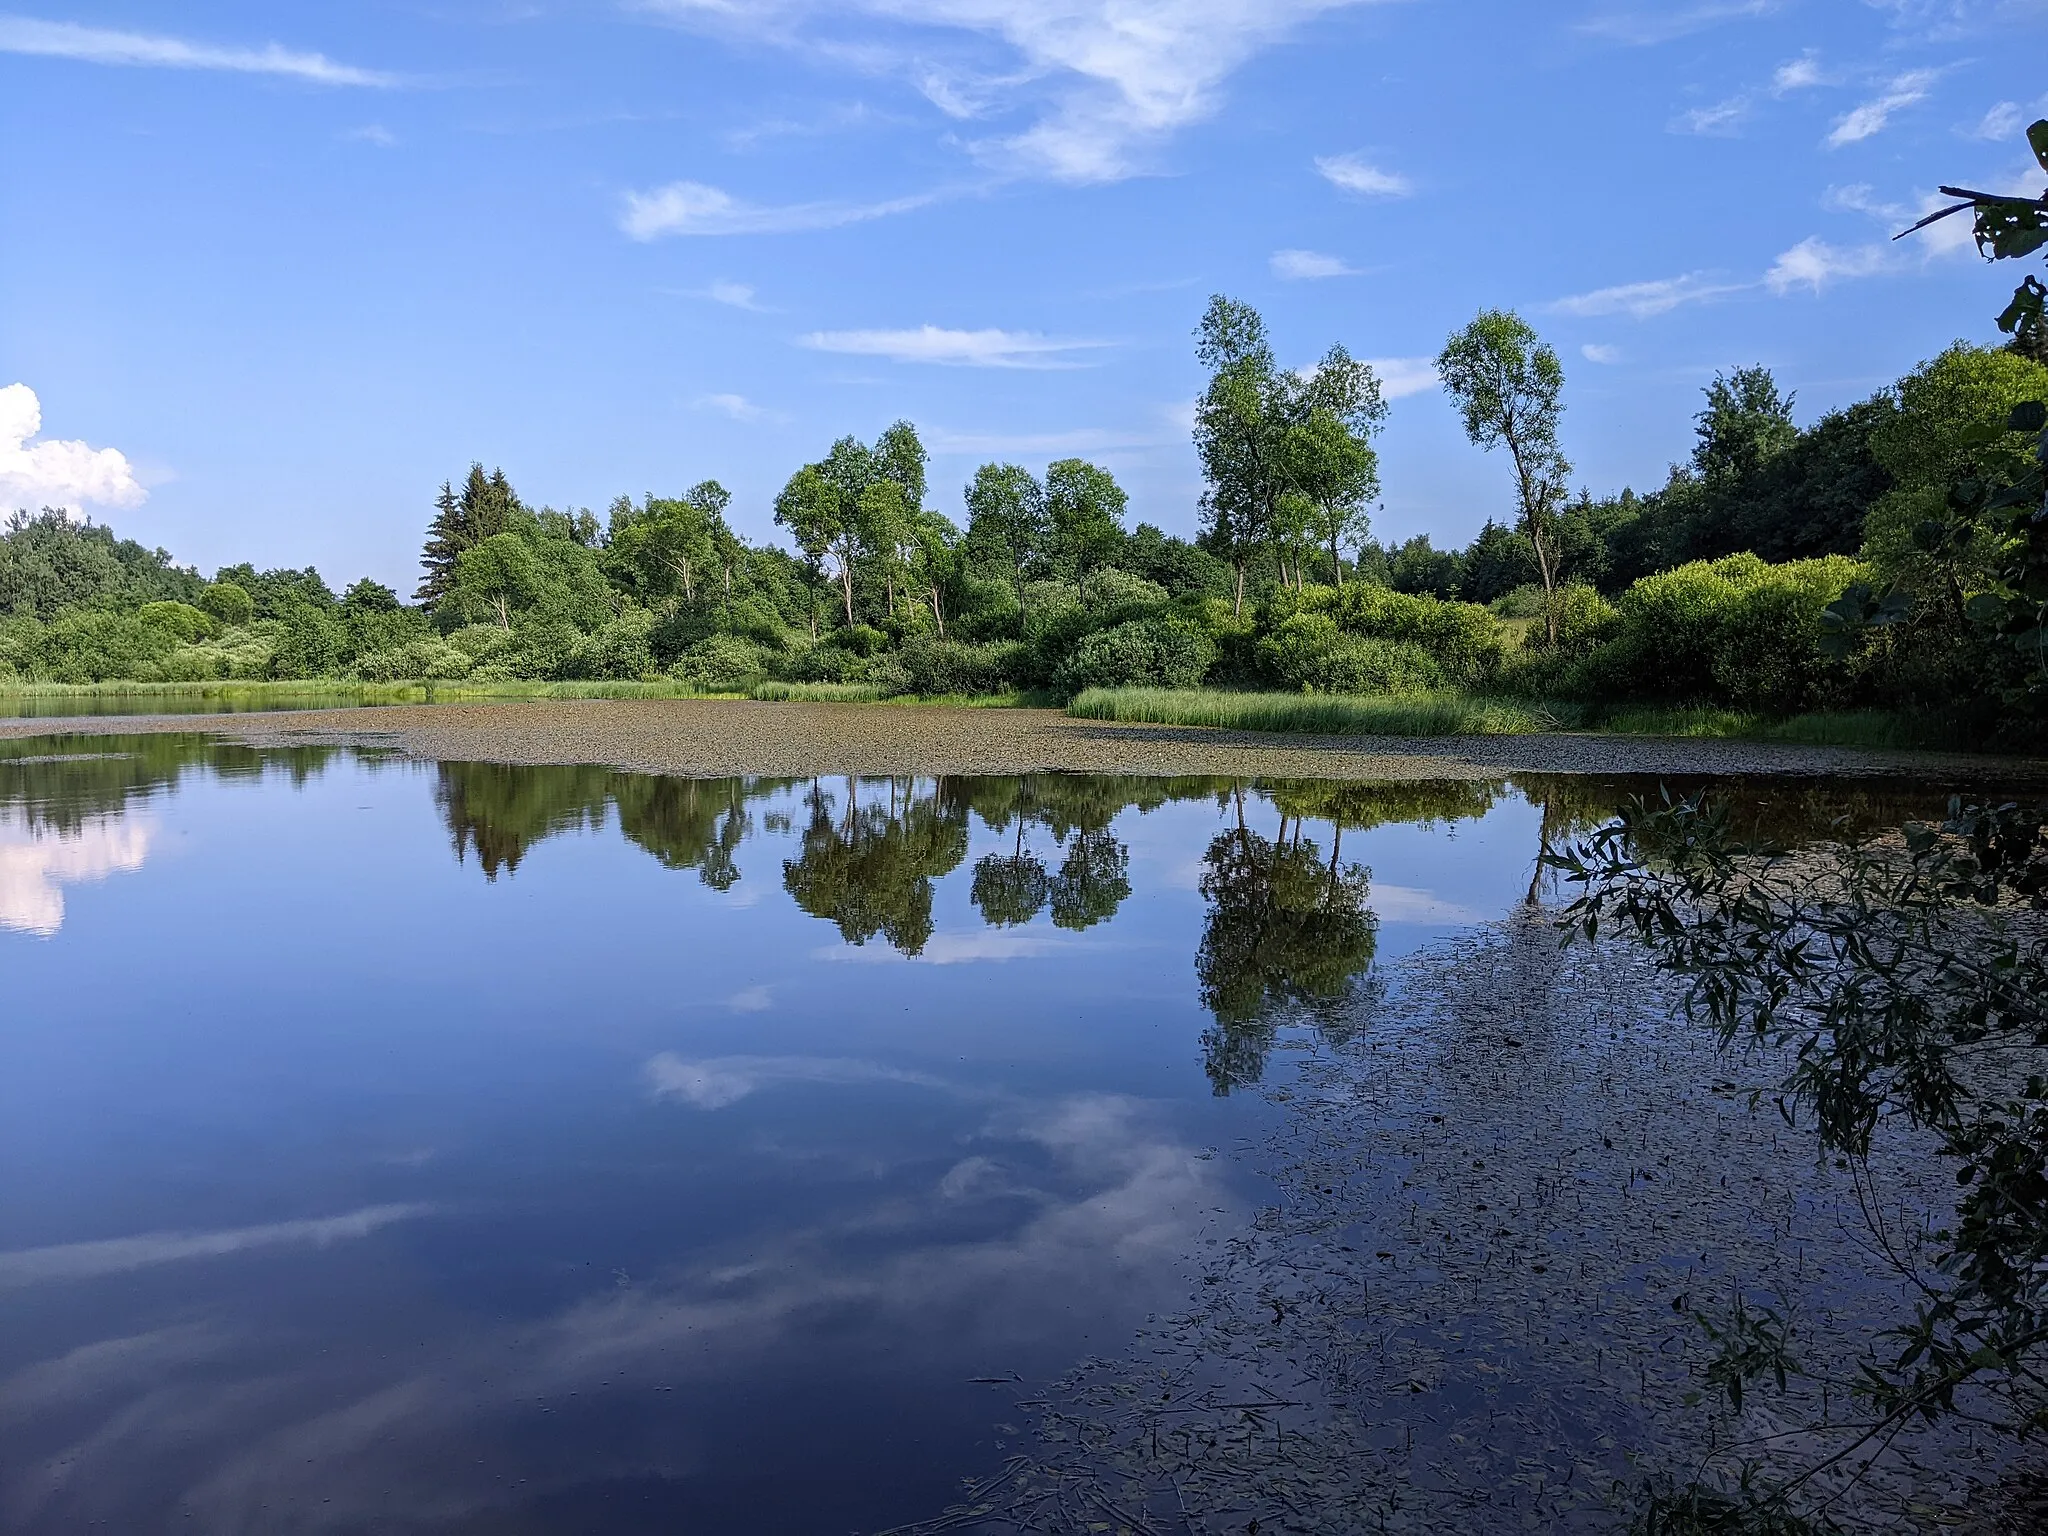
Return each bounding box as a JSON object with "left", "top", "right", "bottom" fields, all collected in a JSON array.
[{"left": 0, "top": 735, "right": 2030, "bottom": 1533}]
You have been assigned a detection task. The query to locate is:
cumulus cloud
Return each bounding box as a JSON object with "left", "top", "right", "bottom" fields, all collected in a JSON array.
[
  {"left": 1365, "top": 357, "right": 1440, "bottom": 400},
  {"left": 1772, "top": 51, "right": 1824, "bottom": 92},
  {"left": 1826, "top": 69, "right": 1939, "bottom": 147},
  {"left": 798, "top": 326, "right": 1109, "bottom": 368},
  {"left": 1549, "top": 272, "right": 1748, "bottom": 318},
  {"left": 0, "top": 385, "right": 147, "bottom": 516},
  {"left": 620, "top": 180, "right": 941, "bottom": 239},
  {"left": 0, "top": 813, "right": 152, "bottom": 936},
  {"left": 1269, "top": 248, "right": 1359, "bottom": 280},
  {"left": 1765, "top": 236, "right": 1891, "bottom": 293},
  {"left": 0, "top": 15, "right": 396, "bottom": 86},
  {"left": 1314, "top": 152, "right": 1411, "bottom": 198},
  {"left": 641, "top": 0, "right": 1394, "bottom": 184}
]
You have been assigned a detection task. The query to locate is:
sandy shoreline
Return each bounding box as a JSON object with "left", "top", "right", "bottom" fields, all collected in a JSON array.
[{"left": 4, "top": 697, "right": 2045, "bottom": 785}]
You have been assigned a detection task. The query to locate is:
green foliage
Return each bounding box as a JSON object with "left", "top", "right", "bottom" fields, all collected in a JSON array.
[
  {"left": 1575, "top": 554, "right": 1866, "bottom": 713},
  {"left": 1304, "top": 582, "right": 1508, "bottom": 687},
  {"left": 1067, "top": 686, "right": 1552, "bottom": 736},
  {"left": 1054, "top": 615, "right": 1217, "bottom": 695},
  {"left": 669, "top": 633, "right": 769, "bottom": 692},
  {"left": 0, "top": 510, "right": 205, "bottom": 619},
  {"left": 896, "top": 636, "right": 1024, "bottom": 697},
  {"left": 136, "top": 601, "right": 214, "bottom": 643},
  {"left": 351, "top": 636, "right": 474, "bottom": 681},
  {"left": 1255, "top": 612, "right": 1446, "bottom": 694},
  {"left": 199, "top": 580, "right": 255, "bottom": 627}
]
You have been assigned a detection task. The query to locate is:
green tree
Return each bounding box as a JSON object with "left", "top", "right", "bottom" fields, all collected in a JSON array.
[
  {"left": 775, "top": 426, "right": 927, "bottom": 629},
  {"left": 1694, "top": 366, "right": 1798, "bottom": 485},
  {"left": 418, "top": 464, "right": 519, "bottom": 606},
  {"left": 1044, "top": 458, "right": 1129, "bottom": 585},
  {"left": 1282, "top": 408, "right": 1380, "bottom": 586},
  {"left": 964, "top": 462, "right": 1049, "bottom": 635},
  {"left": 1437, "top": 310, "right": 1572, "bottom": 642},
  {"left": 1193, "top": 296, "right": 1288, "bottom": 617}
]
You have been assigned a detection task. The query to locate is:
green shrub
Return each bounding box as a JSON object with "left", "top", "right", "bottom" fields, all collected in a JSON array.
[
  {"left": 1532, "top": 583, "right": 1620, "bottom": 658},
  {"left": 1255, "top": 613, "right": 1446, "bottom": 694},
  {"left": 1081, "top": 567, "right": 1170, "bottom": 609},
  {"left": 897, "top": 636, "right": 1025, "bottom": 697},
  {"left": 352, "top": 637, "right": 474, "bottom": 681},
  {"left": 1055, "top": 616, "right": 1217, "bottom": 695},
  {"left": 136, "top": 601, "right": 215, "bottom": 643},
  {"left": 777, "top": 641, "right": 869, "bottom": 683},
  {"left": 1575, "top": 553, "right": 1865, "bottom": 713},
  {"left": 831, "top": 624, "right": 889, "bottom": 658},
  {"left": 562, "top": 611, "right": 657, "bottom": 680},
  {"left": 447, "top": 625, "right": 516, "bottom": 662},
  {"left": 199, "top": 581, "right": 255, "bottom": 627},
  {"left": 1489, "top": 585, "right": 1549, "bottom": 620},
  {"left": 1306, "top": 584, "right": 1507, "bottom": 686},
  {"left": 670, "top": 633, "right": 768, "bottom": 691}
]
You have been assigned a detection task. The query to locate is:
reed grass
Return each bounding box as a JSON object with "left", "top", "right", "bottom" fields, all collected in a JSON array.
[{"left": 1066, "top": 687, "right": 1556, "bottom": 737}]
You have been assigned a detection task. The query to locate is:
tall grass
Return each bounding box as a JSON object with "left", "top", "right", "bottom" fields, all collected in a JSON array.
[
  {"left": 749, "top": 680, "right": 890, "bottom": 703},
  {"left": 1594, "top": 704, "right": 1958, "bottom": 750},
  {"left": 1066, "top": 687, "right": 1557, "bottom": 737}
]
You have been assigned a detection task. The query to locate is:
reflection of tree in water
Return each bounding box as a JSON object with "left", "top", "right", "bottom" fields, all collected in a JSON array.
[
  {"left": 782, "top": 777, "right": 970, "bottom": 955},
  {"left": 1, "top": 733, "right": 347, "bottom": 836},
  {"left": 1049, "top": 829, "right": 1129, "bottom": 931},
  {"left": 1196, "top": 788, "right": 1378, "bottom": 1096},
  {"left": 435, "top": 763, "right": 788, "bottom": 886}
]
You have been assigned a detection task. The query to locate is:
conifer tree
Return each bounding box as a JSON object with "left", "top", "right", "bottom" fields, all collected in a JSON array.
[{"left": 417, "top": 464, "right": 519, "bottom": 605}]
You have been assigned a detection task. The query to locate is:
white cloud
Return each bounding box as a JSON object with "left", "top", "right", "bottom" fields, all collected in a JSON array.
[
  {"left": 1963, "top": 100, "right": 2042, "bottom": 141},
  {"left": 1672, "top": 96, "right": 1750, "bottom": 135},
  {"left": 0, "top": 15, "right": 396, "bottom": 86},
  {"left": 0, "top": 1204, "right": 431, "bottom": 1288},
  {"left": 0, "top": 813, "right": 152, "bottom": 936},
  {"left": 1826, "top": 69, "right": 1939, "bottom": 147},
  {"left": 1314, "top": 152, "right": 1411, "bottom": 198},
  {"left": 1269, "top": 248, "right": 1359, "bottom": 280},
  {"left": 1578, "top": 1, "right": 1776, "bottom": 46},
  {"left": 1581, "top": 343, "right": 1623, "bottom": 364},
  {"left": 0, "top": 385, "right": 147, "bottom": 516},
  {"left": 1765, "top": 236, "right": 1892, "bottom": 293},
  {"left": 620, "top": 180, "right": 941, "bottom": 239},
  {"left": 1370, "top": 884, "right": 1485, "bottom": 924},
  {"left": 1772, "top": 51, "right": 1824, "bottom": 92},
  {"left": 1365, "top": 357, "right": 1439, "bottom": 400},
  {"left": 1549, "top": 272, "right": 1748, "bottom": 318},
  {"left": 726, "top": 985, "right": 774, "bottom": 1012},
  {"left": 643, "top": 1052, "right": 948, "bottom": 1108},
  {"left": 799, "top": 325, "right": 1109, "bottom": 368},
  {"left": 342, "top": 124, "right": 398, "bottom": 147},
  {"left": 643, "top": 0, "right": 1395, "bottom": 183},
  {"left": 708, "top": 280, "right": 764, "bottom": 309},
  {"left": 695, "top": 393, "right": 768, "bottom": 422}
]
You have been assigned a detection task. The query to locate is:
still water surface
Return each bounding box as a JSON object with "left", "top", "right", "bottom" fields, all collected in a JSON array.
[{"left": 0, "top": 737, "right": 2006, "bottom": 1533}]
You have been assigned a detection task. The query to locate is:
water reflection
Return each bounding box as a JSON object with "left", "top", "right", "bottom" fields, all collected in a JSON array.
[
  {"left": 0, "top": 811, "right": 153, "bottom": 935},
  {"left": 1, "top": 733, "right": 2024, "bottom": 1535}
]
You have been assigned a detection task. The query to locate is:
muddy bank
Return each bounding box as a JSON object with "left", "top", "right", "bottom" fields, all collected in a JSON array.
[{"left": 3, "top": 698, "right": 2043, "bottom": 786}]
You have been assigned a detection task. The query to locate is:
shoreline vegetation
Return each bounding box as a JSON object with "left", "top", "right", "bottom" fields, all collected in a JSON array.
[
  {"left": 0, "top": 676, "right": 1991, "bottom": 752},
  {"left": 6, "top": 297, "right": 2047, "bottom": 757}
]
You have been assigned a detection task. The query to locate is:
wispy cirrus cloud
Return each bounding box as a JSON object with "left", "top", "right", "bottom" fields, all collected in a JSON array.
[
  {"left": 1581, "top": 343, "right": 1623, "bottom": 364},
  {"left": 0, "top": 1205, "right": 432, "bottom": 1288},
  {"left": 621, "top": 180, "right": 943, "bottom": 239},
  {"left": 1827, "top": 68, "right": 1940, "bottom": 147},
  {"left": 638, "top": 0, "right": 1398, "bottom": 184},
  {"left": 799, "top": 326, "right": 1111, "bottom": 369},
  {"left": 695, "top": 393, "right": 771, "bottom": 422},
  {"left": 1578, "top": 1, "right": 1777, "bottom": 47},
  {"left": 1314, "top": 152, "right": 1411, "bottom": 198},
  {"left": 1366, "top": 358, "right": 1440, "bottom": 400},
  {"left": 1270, "top": 248, "right": 1360, "bottom": 280},
  {"left": 1549, "top": 272, "right": 1751, "bottom": 318},
  {"left": 1669, "top": 50, "right": 1825, "bottom": 137},
  {"left": 0, "top": 14, "right": 397, "bottom": 86}
]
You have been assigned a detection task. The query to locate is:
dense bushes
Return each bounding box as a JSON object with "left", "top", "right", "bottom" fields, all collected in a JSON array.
[
  {"left": 1255, "top": 613, "right": 1446, "bottom": 694},
  {"left": 1568, "top": 553, "right": 1864, "bottom": 713},
  {"left": 1055, "top": 616, "right": 1216, "bottom": 694}
]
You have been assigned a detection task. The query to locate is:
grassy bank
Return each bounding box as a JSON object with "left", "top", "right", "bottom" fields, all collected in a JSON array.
[
  {"left": 1067, "top": 687, "right": 1968, "bottom": 749},
  {"left": 0, "top": 678, "right": 730, "bottom": 709},
  {"left": 1067, "top": 688, "right": 1559, "bottom": 737}
]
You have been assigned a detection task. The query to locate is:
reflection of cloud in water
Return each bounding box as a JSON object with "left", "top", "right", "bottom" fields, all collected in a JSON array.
[
  {"left": 725, "top": 984, "right": 774, "bottom": 1013},
  {"left": 0, "top": 1204, "right": 434, "bottom": 1289},
  {"left": 0, "top": 1096, "right": 1227, "bottom": 1532},
  {"left": 643, "top": 1052, "right": 949, "bottom": 1109},
  {"left": 0, "top": 814, "right": 152, "bottom": 935},
  {"left": 1369, "top": 884, "right": 1485, "bottom": 925},
  {"left": 813, "top": 929, "right": 1069, "bottom": 964}
]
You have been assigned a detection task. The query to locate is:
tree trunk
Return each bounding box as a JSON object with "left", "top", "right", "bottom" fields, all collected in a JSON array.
[
  {"left": 930, "top": 584, "right": 946, "bottom": 639},
  {"left": 841, "top": 562, "right": 855, "bottom": 629},
  {"left": 1330, "top": 532, "right": 1343, "bottom": 587},
  {"left": 495, "top": 594, "right": 510, "bottom": 630}
]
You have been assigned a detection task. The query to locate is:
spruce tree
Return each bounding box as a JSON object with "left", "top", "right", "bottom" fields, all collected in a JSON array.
[{"left": 416, "top": 464, "right": 519, "bottom": 606}]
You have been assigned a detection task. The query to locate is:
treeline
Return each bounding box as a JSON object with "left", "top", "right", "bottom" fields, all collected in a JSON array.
[{"left": 4, "top": 299, "right": 2045, "bottom": 742}]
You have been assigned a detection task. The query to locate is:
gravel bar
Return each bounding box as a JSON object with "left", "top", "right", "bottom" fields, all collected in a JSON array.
[{"left": 5, "top": 698, "right": 2046, "bottom": 784}]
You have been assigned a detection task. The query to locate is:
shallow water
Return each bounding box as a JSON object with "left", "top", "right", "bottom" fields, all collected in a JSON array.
[
  {"left": 0, "top": 737, "right": 2022, "bottom": 1533},
  {"left": 0, "top": 691, "right": 403, "bottom": 719}
]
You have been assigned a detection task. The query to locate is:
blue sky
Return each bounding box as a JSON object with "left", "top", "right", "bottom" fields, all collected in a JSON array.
[{"left": 2, "top": 0, "right": 2045, "bottom": 590}]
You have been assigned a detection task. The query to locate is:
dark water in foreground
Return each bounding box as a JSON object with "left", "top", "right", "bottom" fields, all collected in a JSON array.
[{"left": 0, "top": 737, "right": 2023, "bottom": 1534}]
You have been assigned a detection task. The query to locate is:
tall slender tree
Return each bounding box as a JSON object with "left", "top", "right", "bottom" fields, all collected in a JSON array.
[
  {"left": 1437, "top": 311, "right": 1571, "bottom": 643},
  {"left": 964, "top": 462, "right": 1049, "bottom": 634},
  {"left": 417, "top": 464, "right": 519, "bottom": 606}
]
